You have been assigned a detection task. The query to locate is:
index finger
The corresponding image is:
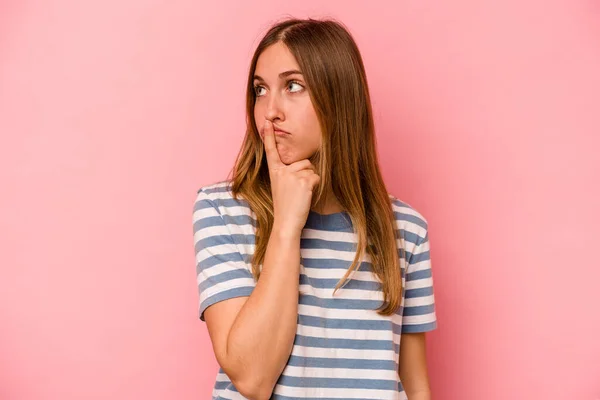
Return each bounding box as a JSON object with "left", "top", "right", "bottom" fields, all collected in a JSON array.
[{"left": 262, "top": 119, "right": 284, "bottom": 168}]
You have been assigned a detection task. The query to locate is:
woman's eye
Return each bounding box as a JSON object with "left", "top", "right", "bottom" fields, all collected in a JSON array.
[
  {"left": 288, "top": 81, "right": 303, "bottom": 92},
  {"left": 254, "top": 86, "right": 266, "bottom": 96}
]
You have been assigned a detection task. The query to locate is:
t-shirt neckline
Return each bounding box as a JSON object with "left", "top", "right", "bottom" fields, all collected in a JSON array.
[{"left": 305, "top": 210, "right": 353, "bottom": 231}]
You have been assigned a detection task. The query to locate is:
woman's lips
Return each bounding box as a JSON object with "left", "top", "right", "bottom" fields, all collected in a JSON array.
[{"left": 274, "top": 130, "right": 289, "bottom": 136}]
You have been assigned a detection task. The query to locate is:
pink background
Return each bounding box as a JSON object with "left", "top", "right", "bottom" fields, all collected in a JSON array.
[{"left": 1, "top": 1, "right": 599, "bottom": 399}]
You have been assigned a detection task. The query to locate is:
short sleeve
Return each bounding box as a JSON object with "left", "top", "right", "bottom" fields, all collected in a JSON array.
[
  {"left": 401, "top": 226, "right": 438, "bottom": 333},
  {"left": 193, "top": 188, "right": 255, "bottom": 321}
]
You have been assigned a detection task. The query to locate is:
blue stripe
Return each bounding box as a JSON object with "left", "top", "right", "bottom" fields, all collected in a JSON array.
[
  {"left": 409, "top": 250, "right": 430, "bottom": 265},
  {"left": 402, "top": 304, "right": 435, "bottom": 316},
  {"left": 197, "top": 252, "right": 245, "bottom": 270},
  {"left": 393, "top": 211, "right": 427, "bottom": 229},
  {"left": 299, "top": 293, "right": 382, "bottom": 310},
  {"left": 194, "top": 233, "right": 235, "bottom": 253},
  {"left": 300, "top": 238, "right": 358, "bottom": 252},
  {"left": 402, "top": 320, "right": 438, "bottom": 333},
  {"left": 299, "top": 275, "right": 381, "bottom": 291},
  {"left": 276, "top": 375, "right": 398, "bottom": 390},
  {"left": 298, "top": 314, "right": 401, "bottom": 333},
  {"left": 407, "top": 268, "right": 432, "bottom": 281},
  {"left": 401, "top": 229, "right": 426, "bottom": 246},
  {"left": 198, "top": 268, "right": 253, "bottom": 292},
  {"left": 193, "top": 215, "right": 225, "bottom": 231},
  {"left": 285, "top": 355, "right": 397, "bottom": 370},
  {"left": 294, "top": 334, "right": 399, "bottom": 352},
  {"left": 199, "top": 286, "right": 253, "bottom": 321},
  {"left": 405, "top": 286, "right": 434, "bottom": 298},
  {"left": 199, "top": 183, "right": 233, "bottom": 195}
]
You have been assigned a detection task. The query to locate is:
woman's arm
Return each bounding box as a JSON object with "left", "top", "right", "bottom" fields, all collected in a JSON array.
[
  {"left": 204, "top": 226, "right": 301, "bottom": 400},
  {"left": 399, "top": 332, "right": 432, "bottom": 400}
]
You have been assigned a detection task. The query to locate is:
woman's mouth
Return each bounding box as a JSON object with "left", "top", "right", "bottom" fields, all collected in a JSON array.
[{"left": 273, "top": 126, "right": 290, "bottom": 136}]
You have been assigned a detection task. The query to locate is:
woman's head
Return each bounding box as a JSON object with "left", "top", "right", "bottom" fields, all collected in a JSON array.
[
  {"left": 252, "top": 40, "right": 322, "bottom": 166},
  {"left": 240, "top": 18, "right": 375, "bottom": 203},
  {"left": 230, "top": 18, "right": 403, "bottom": 316}
]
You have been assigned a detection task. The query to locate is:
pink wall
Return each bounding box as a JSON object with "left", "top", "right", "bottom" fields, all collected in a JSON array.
[{"left": 1, "top": 1, "right": 599, "bottom": 399}]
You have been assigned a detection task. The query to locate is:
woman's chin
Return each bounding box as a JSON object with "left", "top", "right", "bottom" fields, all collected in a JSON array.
[
  {"left": 276, "top": 147, "right": 312, "bottom": 165},
  {"left": 278, "top": 152, "right": 296, "bottom": 165},
  {"left": 281, "top": 157, "right": 294, "bottom": 165}
]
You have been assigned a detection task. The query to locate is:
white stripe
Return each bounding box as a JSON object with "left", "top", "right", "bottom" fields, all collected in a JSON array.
[
  {"left": 299, "top": 267, "right": 373, "bottom": 281},
  {"left": 214, "top": 373, "right": 246, "bottom": 399},
  {"left": 219, "top": 387, "right": 246, "bottom": 399},
  {"left": 198, "top": 271, "right": 254, "bottom": 289},
  {"left": 290, "top": 344, "right": 394, "bottom": 360},
  {"left": 203, "top": 181, "right": 231, "bottom": 191},
  {"left": 406, "top": 257, "right": 432, "bottom": 273},
  {"left": 282, "top": 365, "right": 398, "bottom": 380},
  {"left": 403, "top": 294, "right": 435, "bottom": 307},
  {"left": 193, "top": 223, "right": 230, "bottom": 243},
  {"left": 273, "top": 384, "right": 402, "bottom": 399},
  {"left": 193, "top": 205, "right": 229, "bottom": 223},
  {"left": 216, "top": 372, "right": 230, "bottom": 381},
  {"left": 391, "top": 201, "right": 424, "bottom": 219},
  {"left": 298, "top": 324, "right": 400, "bottom": 342},
  {"left": 299, "top": 285, "right": 384, "bottom": 301},
  {"left": 200, "top": 277, "right": 254, "bottom": 299},
  {"left": 197, "top": 260, "right": 251, "bottom": 279},
  {"left": 215, "top": 204, "right": 255, "bottom": 218},
  {"left": 195, "top": 243, "right": 239, "bottom": 262},
  {"left": 404, "top": 276, "right": 433, "bottom": 290},
  {"left": 299, "top": 304, "right": 395, "bottom": 321},
  {"left": 301, "top": 229, "right": 357, "bottom": 241},
  {"left": 300, "top": 248, "right": 372, "bottom": 262},
  {"left": 402, "top": 314, "right": 436, "bottom": 326}
]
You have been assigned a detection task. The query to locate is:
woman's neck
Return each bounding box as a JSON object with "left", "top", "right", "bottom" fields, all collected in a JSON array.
[{"left": 311, "top": 189, "right": 345, "bottom": 215}]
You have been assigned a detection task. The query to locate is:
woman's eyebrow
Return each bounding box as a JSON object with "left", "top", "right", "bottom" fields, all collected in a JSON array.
[{"left": 253, "top": 70, "right": 303, "bottom": 81}]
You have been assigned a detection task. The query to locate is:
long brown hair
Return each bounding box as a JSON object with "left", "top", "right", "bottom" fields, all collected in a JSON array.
[{"left": 227, "top": 17, "right": 405, "bottom": 316}]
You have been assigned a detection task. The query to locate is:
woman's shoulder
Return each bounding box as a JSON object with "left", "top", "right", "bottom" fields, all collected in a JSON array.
[
  {"left": 195, "top": 179, "right": 251, "bottom": 215},
  {"left": 196, "top": 179, "right": 234, "bottom": 198},
  {"left": 387, "top": 193, "right": 428, "bottom": 238}
]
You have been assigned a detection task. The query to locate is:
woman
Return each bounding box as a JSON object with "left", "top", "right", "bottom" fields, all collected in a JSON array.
[{"left": 193, "top": 17, "right": 437, "bottom": 400}]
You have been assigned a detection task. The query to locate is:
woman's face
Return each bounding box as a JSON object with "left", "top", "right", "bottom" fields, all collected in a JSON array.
[{"left": 253, "top": 41, "right": 322, "bottom": 165}]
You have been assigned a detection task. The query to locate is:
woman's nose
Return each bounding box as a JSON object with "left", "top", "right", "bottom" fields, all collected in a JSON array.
[{"left": 265, "top": 93, "right": 283, "bottom": 121}]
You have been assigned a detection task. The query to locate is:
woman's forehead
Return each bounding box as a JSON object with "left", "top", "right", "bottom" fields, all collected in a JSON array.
[{"left": 255, "top": 43, "right": 300, "bottom": 75}]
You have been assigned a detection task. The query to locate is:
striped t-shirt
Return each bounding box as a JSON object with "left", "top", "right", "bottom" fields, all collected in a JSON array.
[{"left": 193, "top": 180, "right": 437, "bottom": 400}]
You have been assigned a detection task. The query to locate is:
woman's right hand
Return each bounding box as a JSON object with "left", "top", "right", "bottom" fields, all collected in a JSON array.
[{"left": 261, "top": 119, "right": 321, "bottom": 236}]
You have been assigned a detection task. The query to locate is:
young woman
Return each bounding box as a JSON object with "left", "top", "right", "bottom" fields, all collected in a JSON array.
[{"left": 193, "top": 17, "right": 437, "bottom": 400}]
